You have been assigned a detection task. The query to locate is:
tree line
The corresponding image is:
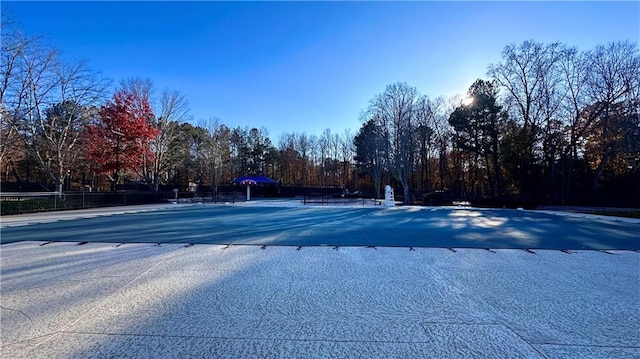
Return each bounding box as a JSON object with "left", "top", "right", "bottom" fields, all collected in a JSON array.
[
  {"left": 2, "top": 12, "right": 638, "bottom": 206},
  {"left": 0, "top": 13, "right": 357, "bottom": 195},
  {"left": 356, "top": 41, "right": 639, "bottom": 205}
]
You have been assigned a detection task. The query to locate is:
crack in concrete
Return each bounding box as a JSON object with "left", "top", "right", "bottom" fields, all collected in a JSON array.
[{"left": 1, "top": 305, "right": 41, "bottom": 336}]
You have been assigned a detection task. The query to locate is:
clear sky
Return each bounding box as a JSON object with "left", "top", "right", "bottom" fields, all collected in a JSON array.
[{"left": 3, "top": 1, "right": 639, "bottom": 139}]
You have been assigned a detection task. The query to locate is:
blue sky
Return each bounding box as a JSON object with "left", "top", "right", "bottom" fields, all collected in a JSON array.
[{"left": 3, "top": 1, "right": 639, "bottom": 139}]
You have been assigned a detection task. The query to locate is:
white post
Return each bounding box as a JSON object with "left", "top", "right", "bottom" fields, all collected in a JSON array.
[
  {"left": 384, "top": 185, "right": 395, "bottom": 207},
  {"left": 246, "top": 185, "right": 251, "bottom": 201}
]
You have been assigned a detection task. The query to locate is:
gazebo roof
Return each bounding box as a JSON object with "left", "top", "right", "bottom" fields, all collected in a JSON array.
[{"left": 231, "top": 176, "right": 278, "bottom": 184}]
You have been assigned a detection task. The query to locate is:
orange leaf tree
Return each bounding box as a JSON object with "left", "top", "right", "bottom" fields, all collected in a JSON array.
[{"left": 84, "top": 88, "right": 159, "bottom": 189}]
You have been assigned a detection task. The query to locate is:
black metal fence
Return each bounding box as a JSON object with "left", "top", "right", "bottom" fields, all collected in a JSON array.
[
  {"left": 537, "top": 205, "right": 640, "bottom": 217},
  {"left": 178, "top": 191, "right": 246, "bottom": 204},
  {"left": 301, "top": 193, "right": 383, "bottom": 206},
  {"left": 0, "top": 192, "right": 166, "bottom": 216},
  {"left": 0, "top": 190, "right": 253, "bottom": 216}
]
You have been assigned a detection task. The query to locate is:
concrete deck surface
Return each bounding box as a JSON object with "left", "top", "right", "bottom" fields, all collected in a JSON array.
[
  {"left": 1, "top": 203, "right": 639, "bottom": 358},
  {"left": 1, "top": 240, "right": 638, "bottom": 358}
]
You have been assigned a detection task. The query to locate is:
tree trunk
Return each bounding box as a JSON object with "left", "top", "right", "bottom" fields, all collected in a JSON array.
[{"left": 403, "top": 182, "right": 410, "bottom": 204}]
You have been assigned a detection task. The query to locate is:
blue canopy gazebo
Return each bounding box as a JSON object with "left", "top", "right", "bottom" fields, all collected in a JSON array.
[{"left": 231, "top": 176, "right": 278, "bottom": 201}]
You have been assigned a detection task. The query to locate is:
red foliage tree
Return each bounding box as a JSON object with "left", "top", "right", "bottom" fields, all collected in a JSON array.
[{"left": 84, "top": 89, "right": 159, "bottom": 187}]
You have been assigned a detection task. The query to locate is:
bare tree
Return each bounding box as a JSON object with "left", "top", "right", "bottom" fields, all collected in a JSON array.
[
  {"left": 488, "top": 40, "right": 563, "bottom": 197},
  {"left": 199, "top": 117, "right": 231, "bottom": 196},
  {"left": 428, "top": 96, "right": 451, "bottom": 192},
  {"left": 277, "top": 132, "right": 298, "bottom": 185},
  {"left": 556, "top": 45, "right": 593, "bottom": 203},
  {"left": 414, "top": 95, "right": 438, "bottom": 194},
  {"left": 330, "top": 131, "right": 340, "bottom": 185},
  {"left": 1, "top": 16, "right": 108, "bottom": 194},
  {"left": 0, "top": 11, "right": 30, "bottom": 165},
  {"left": 371, "top": 82, "right": 418, "bottom": 204},
  {"left": 583, "top": 41, "right": 640, "bottom": 196},
  {"left": 307, "top": 134, "right": 319, "bottom": 185},
  {"left": 1, "top": 25, "right": 57, "bottom": 166},
  {"left": 340, "top": 128, "right": 354, "bottom": 187},
  {"left": 296, "top": 132, "right": 310, "bottom": 186},
  {"left": 319, "top": 128, "right": 331, "bottom": 186},
  {"left": 120, "top": 77, "right": 154, "bottom": 113},
  {"left": 148, "top": 89, "right": 190, "bottom": 192}
]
